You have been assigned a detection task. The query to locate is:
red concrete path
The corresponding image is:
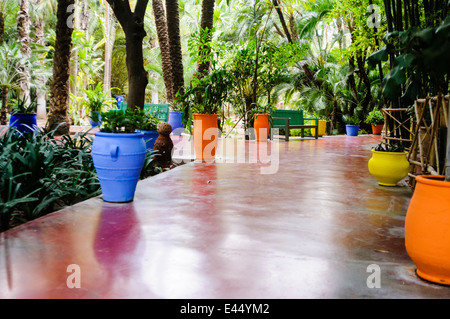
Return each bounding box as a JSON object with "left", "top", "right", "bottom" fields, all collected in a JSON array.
[{"left": 1, "top": 135, "right": 450, "bottom": 299}]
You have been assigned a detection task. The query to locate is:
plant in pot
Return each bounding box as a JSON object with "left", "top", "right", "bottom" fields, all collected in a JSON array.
[
  {"left": 91, "top": 108, "right": 146, "bottom": 203},
  {"left": 168, "top": 101, "right": 184, "bottom": 136},
  {"left": 9, "top": 95, "right": 37, "bottom": 134},
  {"left": 368, "top": 141, "right": 409, "bottom": 186},
  {"left": 365, "top": 109, "right": 384, "bottom": 135},
  {"left": 177, "top": 66, "right": 230, "bottom": 161},
  {"left": 250, "top": 103, "right": 274, "bottom": 142},
  {"left": 135, "top": 110, "right": 160, "bottom": 150},
  {"left": 343, "top": 114, "right": 360, "bottom": 136},
  {"left": 82, "top": 82, "right": 116, "bottom": 127}
]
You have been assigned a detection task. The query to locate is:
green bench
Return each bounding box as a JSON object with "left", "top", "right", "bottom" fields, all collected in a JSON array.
[
  {"left": 120, "top": 103, "right": 170, "bottom": 122},
  {"left": 271, "top": 109, "right": 319, "bottom": 141}
]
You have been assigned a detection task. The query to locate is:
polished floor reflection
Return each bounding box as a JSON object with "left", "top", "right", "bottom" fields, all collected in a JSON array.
[{"left": 1, "top": 135, "right": 450, "bottom": 298}]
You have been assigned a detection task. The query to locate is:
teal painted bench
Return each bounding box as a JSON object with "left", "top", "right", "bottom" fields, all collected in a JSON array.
[
  {"left": 120, "top": 103, "right": 170, "bottom": 122},
  {"left": 271, "top": 109, "right": 319, "bottom": 141}
]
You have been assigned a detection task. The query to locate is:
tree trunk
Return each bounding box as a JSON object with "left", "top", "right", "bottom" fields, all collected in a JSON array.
[
  {"left": 34, "top": 9, "right": 47, "bottom": 120},
  {"left": 106, "top": 0, "right": 149, "bottom": 111},
  {"left": 69, "top": 0, "right": 79, "bottom": 102},
  {"left": 79, "top": 0, "right": 89, "bottom": 31},
  {"left": 166, "top": 0, "right": 184, "bottom": 99},
  {"left": 46, "top": 0, "right": 75, "bottom": 135},
  {"left": 17, "top": 0, "right": 31, "bottom": 103},
  {"left": 197, "top": 0, "right": 215, "bottom": 77},
  {"left": 124, "top": 22, "right": 148, "bottom": 111},
  {"left": 152, "top": 0, "right": 174, "bottom": 102},
  {"left": 103, "top": 0, "right": 112, "bottom": 96},
  {"left": 273, "top": 0, "right": 292, "bottom": 44},
  {"left": 0, "top": 12, "right": 4, "bottom": 44},
  {"left": 0, "top": 87, "right": 8, "bottom": 125}
]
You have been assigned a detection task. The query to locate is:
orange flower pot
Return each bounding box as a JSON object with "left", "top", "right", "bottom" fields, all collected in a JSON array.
[
  {"left": 193, "top": 113, "right": 219, "bottom": 161},
  {"left": 371, "top": 124, "right": 384, "bottom": 135},
  {"left": 405, "top": 175, "right": 450, "bottom": 285},
  {"left": 254, "top": 114, "right": 270, "bottom": 141}
]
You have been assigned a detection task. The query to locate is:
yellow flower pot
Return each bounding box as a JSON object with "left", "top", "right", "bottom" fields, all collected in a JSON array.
[
  {"left": 311, "top": 120, "right": 326, "bottom": 137},
  {"left": 368, "top": 150, "right": 409, "bottom": 186}
]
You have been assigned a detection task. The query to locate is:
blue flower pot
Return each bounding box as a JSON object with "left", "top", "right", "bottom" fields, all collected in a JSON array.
[
  {"left": 92, "top": 132, "right": 146, "bottom": 203},
  {"left": 168, "top": 111, "right": 183, "bottom": 135},
  {"left": 346, "top": 125, "right": 359, "bottom": 136},
  {"left": 9, "top": 113, "right": 37, "bottom": 134},
  {"left": 90, "top": 111, "right": 101, "bottom": 127},
  {"left": 138, "top": 130, "right": 159, "bottom": 150}
]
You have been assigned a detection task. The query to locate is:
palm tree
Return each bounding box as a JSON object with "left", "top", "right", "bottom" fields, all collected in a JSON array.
[
  {"left": 0, "top": 0, "right": 7, "bottom": 44},
  {"left": 46, "top": 0, "right": 75, "bottom": 134},
  {"left": 17, "top": 0, "right": 32, "bottom": 103},
  {"left": 32, "top": 0, "right": 56, "bottom": 120},
  {"left": 166, "top": 0, "right": 184, "bottom": 99},
  {"left": 152, "top": 0, "right": 174, "bottom": 102},
  {"left": 196, "top": 0, "right": 215, "bottom": 77}
]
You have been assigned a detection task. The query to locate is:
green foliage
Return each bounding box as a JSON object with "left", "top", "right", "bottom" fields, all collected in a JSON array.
[
  {"left": 99, "top": 109, "right": 140, "bottom": 133},
  {"left": 0, "top": 126, "right": 101, "bottom": 230},
  {"left": 368, "top": 16, "right": 450, "bottom": 102},
  {"left": 364, "top": 108, "right": 384, "bottom": 125},
  {"left": 83, "top": 82, "right": 116, "bottom": 113},
  {"left": 374, "top": 142, "right": 405, "bottom": 152},
  {"left": 140, "top": 150, "right": 164, "bottom": 180},
  {"left": 10, "top": 96, "right": 37, "bottom": 114},
  {"left": 99, "top": 109, "right": 161, "bottom": 133},
  {"left": 343, "top": 114, "right": 360, "bottom": 125},
  {"left": 139, "top": 116, "right": 160, "bottom": 131},
  {"left": 177, "top": 66, "right": 232, "bottom": 115}
]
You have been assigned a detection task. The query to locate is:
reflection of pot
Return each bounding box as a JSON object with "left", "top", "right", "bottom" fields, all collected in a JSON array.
[
  {"left": 368, "top": 150, "right": 409, "bottom": 186},
  {"left": 254, "top": 114, "right": 270, "bottom": 141},
  {"left": 405, "top": 175, "right": 450, "bottom": 286},
  {"left": 193, "top": 114, "right": 218, "bottom": 161},
  {"left": 94, "top": 204, "right": 142, "bottom": 274}
]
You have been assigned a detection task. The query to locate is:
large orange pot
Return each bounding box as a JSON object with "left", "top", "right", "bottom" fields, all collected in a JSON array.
[
  {"left": 254, "top": 114, "right": 270, "bottom": 141},
  {"left": 405, "top": 175, "right": 450, "bottom": 285},
  {"left": 193, "top": 113, "right": 219, "bottom": 161},
  {"left": 371, "top": 124, "right": 384, "bottom": 135}
]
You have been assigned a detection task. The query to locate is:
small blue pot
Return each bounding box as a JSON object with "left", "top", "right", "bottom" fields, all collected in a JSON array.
[
  {"left": 168, "top": 111, "right": 183, "bottom": 135},
  {"left": 9, "top": 113, "right": 37, "bottom": 134},
  {"left": 92, "top": 132, "right": 146, "bottom": 203},
  {"left": 90, "top": 111, "right": 101, "bottom": 127},
  {"left": 346, "top": 125, "right": 359, "bottom": 136},
  {"left": 138, "top": 130, "right": 159, "bottom": 150}
]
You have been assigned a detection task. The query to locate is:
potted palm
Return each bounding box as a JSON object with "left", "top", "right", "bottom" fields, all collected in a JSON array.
[
  {"left": 168, "top": 102, "right": 184, "bottom": 136},
  {"left": 83, "top": 83, "right": 116, "bottom": 127},
  {"left": 251, "top": 104, "right": 274, "bottom": 142},
  {"left": 91, "top": 109, "right": 146, "bottom": 203},
  {"left": 365, "top": 109, "right": 384, "bottom": 135},
  {"left": 9, "top": 96, "right": 37, "bottom": 134},
  {"left": 177, "top": 66, "right": 230, "bottom": 161}
]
